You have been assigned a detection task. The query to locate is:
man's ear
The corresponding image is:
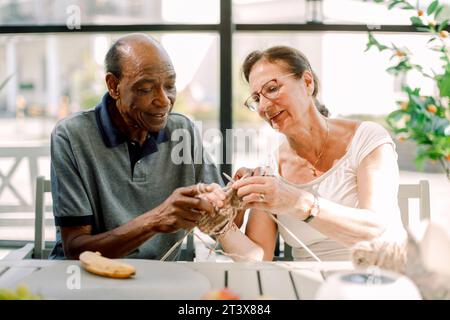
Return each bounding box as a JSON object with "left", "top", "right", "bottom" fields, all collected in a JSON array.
[
  {"left": 105, "top": 73, "right": 120, "bottom": 99},
  {"left": 302, "top": 70, "right": 315, "bottom": 96}
]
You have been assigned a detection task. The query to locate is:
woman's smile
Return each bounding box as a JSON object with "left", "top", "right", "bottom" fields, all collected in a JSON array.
[{"left": 268, "top": 110, "right": 287, "bottom": 127}]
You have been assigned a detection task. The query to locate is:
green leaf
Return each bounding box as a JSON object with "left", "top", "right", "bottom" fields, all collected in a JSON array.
[
  {"left": 438, "top": 19, "right": 448, "bottom": 32},
  {"left": 414, "top": 153, "right": 427, "bottom": 171},
  {"left": 395, "top": 127, "right": 410, "bottom": 133},
  {"left": 437, "top": 67, "right": 450, "bottom": 98},
  {"left": 434, "top": 5, "right": 444, "bottom": 18},
  {"left": 433, "top": 118, "right": 450, "bottom": 135},
  {"left": 388, "top": 0, "right": 401, "bottom": 10},
  {"left": 388, "top": 109, "right": 408, "bottom": 121},
  {"left": 427, "top": 0, "right": 439, "bottom": 16},
  {"left": 427, "top": 37, "right": 437, "bottom": 44},
  {"left": 410, "top": 16, "right": 423, "bottom": 26},
  {"left": 401, "top": 3, "right": 415, "bottom": 10},
  {"left": 403, "top": 86, "right": 421, "bottom": 96},
  {"left": 386, "top": 66, "right": 400, "bottom": 74},
  {"left": 366, "top": 32, "right": 389, "bottom": 52},
  {"left": 365, "top": 32, "right": 375, "bottom": 52},
  {"left": 416, "top": 26, "right": 432, "bottom": 32},
  {"left": 410, "top": 95, "right": 425, "bottom": 109},
  {"left": 412, "top": 64, "right": 423, "bottom": 71},
  {"left": 430, "top": 46, "right": 443, "bottom": 52}
]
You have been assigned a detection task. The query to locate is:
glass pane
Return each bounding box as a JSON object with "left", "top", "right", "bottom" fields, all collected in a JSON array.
[
  {"left": 233, "top": 0, "right": 308, "bottom": 24},
  {"left": 323, "top": 0, "right": 450, "bottom": 25},
  {"left": 0, "top": 32, "right": 219, "bottom": 241},
  {"left": 0, "top": 32, "right": 219, "bottom": 135},
  {"left": 233, "top": 0, "right": 450, "bottom": 25},
  {"left": 0, "top": 0, "right": 220, "bottom": 25},
  {"left": 233, "top": 32, "right": 441, "bottom": 172}
]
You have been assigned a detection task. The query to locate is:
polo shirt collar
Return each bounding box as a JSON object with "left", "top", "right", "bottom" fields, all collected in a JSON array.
[{"left": 95, "top": 92, "right": 168, "bottom": 148}]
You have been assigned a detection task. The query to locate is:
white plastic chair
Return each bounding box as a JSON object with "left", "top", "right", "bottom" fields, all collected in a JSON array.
[
  {"left": 33, "top": 176, "right": 52, "bottom": 259},
  {"left": 3, "top": 176, "right": 52, "bottom": 260},
  {"left": 397, "top": 180, "right": 431, "bottom": 228}
]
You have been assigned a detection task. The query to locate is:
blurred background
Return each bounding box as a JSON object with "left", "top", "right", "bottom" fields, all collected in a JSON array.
[{"left": 0, "top": 0, "right": 449, "bottom": 257}]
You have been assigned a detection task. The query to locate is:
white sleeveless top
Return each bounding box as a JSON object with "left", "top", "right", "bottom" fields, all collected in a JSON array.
[{"left": 268, "top": 121, "right": 398, "bottom": 261}]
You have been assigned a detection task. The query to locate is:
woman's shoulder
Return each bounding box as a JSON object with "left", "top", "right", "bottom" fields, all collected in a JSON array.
[
  {"left": 331, "top": 119, "right": 388, "bottom": 137},
  {"left": 349, "top": 120, "right": 396, "bottom": 165},
  {"left": 352, "top": 121, "right": 393, "bottom": 145},
  {"left": 357, "top": 120, "right": 390, "bottom": 133}
]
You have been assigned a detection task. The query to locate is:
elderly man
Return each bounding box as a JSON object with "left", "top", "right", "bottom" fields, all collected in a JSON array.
[{"left": 49, "top": 34, "right": 224, "bottom": 260}]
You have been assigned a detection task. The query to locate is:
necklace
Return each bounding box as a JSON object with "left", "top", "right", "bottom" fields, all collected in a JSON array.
[{"left": 309, "top": 118, "right": 329, "bottom": 177}]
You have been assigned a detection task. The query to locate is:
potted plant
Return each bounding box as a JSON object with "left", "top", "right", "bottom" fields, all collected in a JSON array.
[{"left": 366, "top": 0, "right": 450, "bottom": 180}]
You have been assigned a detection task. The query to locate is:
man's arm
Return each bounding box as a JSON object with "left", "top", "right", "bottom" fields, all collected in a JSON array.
[{"left": 61, "top": 185, "right": 216, "bottom": 259}]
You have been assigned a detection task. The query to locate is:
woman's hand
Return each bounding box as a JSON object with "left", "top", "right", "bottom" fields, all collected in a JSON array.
[
  {"left": 233, "top": 166, "right": 273, "bottom": 181},
  {"left": 195, "top": 183, "right": 227, "bottom": 208},
  {"left": 231, "top": 175, "right": 313, "bottom": 220}
]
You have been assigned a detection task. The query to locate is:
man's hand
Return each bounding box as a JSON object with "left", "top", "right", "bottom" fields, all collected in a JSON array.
[
  {"left": 231, "top": 175, "right": 311, "bottom": 220},
  {"left": 151, "top": 184, "right": 226, "bottom": 233}
]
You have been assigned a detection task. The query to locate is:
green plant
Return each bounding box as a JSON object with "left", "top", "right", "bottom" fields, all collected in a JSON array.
[{"left": 367, "top": 0, "right": 450, "bottom": 180}]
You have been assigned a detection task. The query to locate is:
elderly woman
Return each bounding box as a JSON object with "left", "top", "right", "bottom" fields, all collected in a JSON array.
[{"left": 217, "top": 46, "right": 406, "bottom": 262}]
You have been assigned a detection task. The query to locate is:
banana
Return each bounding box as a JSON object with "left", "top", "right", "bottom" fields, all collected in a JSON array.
[{"left": 79, "top": 251, "right": 136, "bottom": 279}]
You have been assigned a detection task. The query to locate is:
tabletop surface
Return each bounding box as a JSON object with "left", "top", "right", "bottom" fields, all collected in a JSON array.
[{"left": 0, "top": 259, "right": 353, "bottom": 300}]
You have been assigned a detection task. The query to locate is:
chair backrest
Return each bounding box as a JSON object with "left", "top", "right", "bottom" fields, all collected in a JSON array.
[
  {"left": 397, "top": 180, "right": 431, "bottom": 228},
  {"left": 34, "top": 176, "right": 52, "bottom": 259},
  {"left": 274, "top": 180, "right": 431, "bottom": 261}
]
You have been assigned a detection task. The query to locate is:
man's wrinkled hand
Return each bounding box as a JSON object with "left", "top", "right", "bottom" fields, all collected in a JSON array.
[{"left": 152, "top": 185, "right": 219, "bottom": 233}]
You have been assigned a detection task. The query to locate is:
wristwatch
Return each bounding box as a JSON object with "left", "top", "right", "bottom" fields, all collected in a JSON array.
[{"left": 303, "top": 194, "right": 320, "bottom": 223}]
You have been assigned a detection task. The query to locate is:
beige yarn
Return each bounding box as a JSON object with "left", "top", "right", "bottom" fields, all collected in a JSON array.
[
  {"left": 197, "top": 187, "right": 243, "bottom": 237},
  {"left": 160, "top": 185, "right": 244, "bottom": 261},
  {"left": 351, "top": 229, "right": 408, "bottom": 274}
]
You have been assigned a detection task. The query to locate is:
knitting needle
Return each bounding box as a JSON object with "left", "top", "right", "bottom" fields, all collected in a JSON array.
[
  {"left": 222, "top": 172, "right": 253, "bottom": 192},
  {"left": 160, "top": 228, "right": 194, "bottom": 261},
  {"left": 222, "top": 172, "right": 236, "bottom": 184}
]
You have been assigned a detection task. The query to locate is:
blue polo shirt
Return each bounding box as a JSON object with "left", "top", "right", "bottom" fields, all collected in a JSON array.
[
  {"left": 94, "top": 93, "right": 169, "bottom": 174},
  {"left": 49, "top": 92, "right": 223, "bottom": 260}
]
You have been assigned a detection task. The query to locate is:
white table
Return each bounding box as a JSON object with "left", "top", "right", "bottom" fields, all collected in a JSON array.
[{"left": 0, "top": 259, "right": 353, "bottom": 300}]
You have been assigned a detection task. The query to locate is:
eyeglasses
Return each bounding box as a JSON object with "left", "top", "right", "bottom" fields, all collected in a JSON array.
[{"left": 244, "top": 73, "right": 297, "bottom": 111}]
